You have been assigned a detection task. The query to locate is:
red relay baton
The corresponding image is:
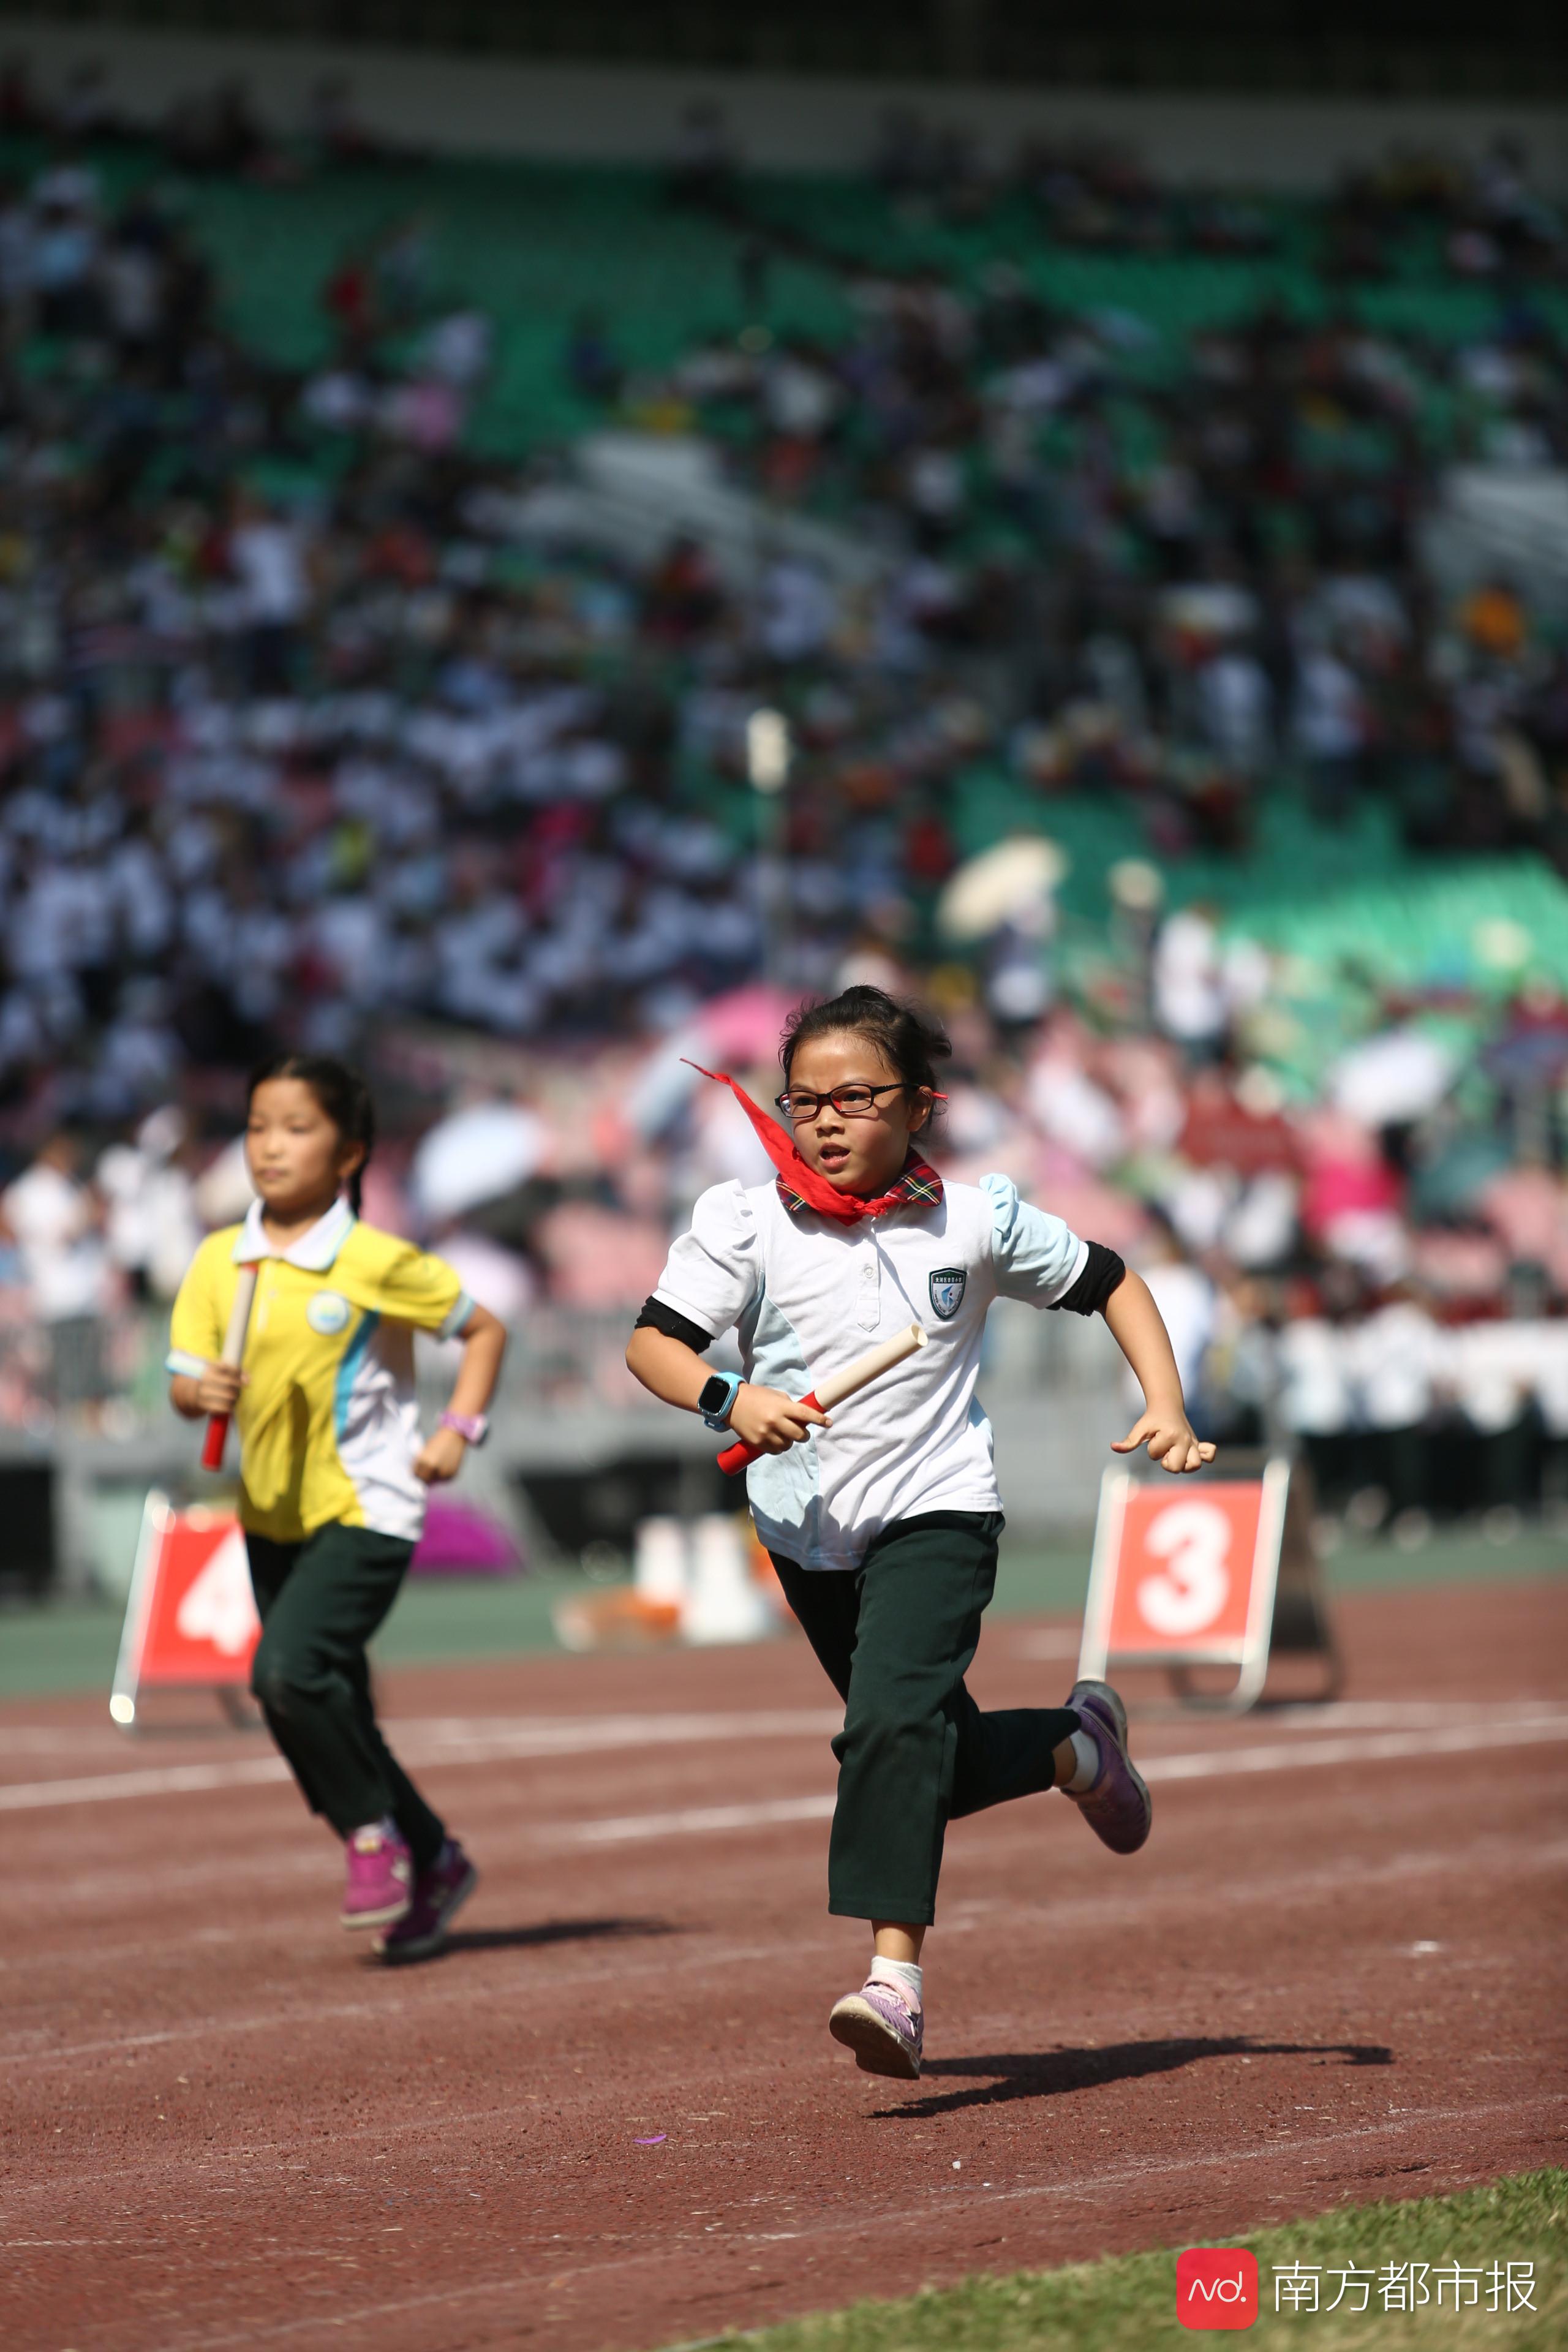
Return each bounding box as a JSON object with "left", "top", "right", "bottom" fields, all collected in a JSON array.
[
  {"left": 201, "top": 1264, "right": 257, "bottom": 1472},
  {"left": 717, "top": 1321, "right": 927, "bottom": 1475}
]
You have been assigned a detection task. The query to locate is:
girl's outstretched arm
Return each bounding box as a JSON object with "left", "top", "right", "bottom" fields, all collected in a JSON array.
[
  {"left": 414, "top": 1302, "right": 507, "bottom": 1484},
  {"left": 1101, "top": 1269, "right": 1217, "bottom": 1476}
]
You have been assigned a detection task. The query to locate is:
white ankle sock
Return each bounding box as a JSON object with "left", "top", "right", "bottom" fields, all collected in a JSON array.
[
  {"left": 1064, "top": 1728, "right": 1100, "bottom": 1794},
  {"left": 870, "top": 1956, "right": 923, "bottom": 2009}
]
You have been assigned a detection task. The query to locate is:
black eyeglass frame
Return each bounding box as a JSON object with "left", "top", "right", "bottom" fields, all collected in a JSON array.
[{"left": 774, "top": 1081, "right": 911, "bottom": 1121}]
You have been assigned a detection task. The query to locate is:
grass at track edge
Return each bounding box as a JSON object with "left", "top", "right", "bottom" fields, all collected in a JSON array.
[{"left": 668, "top": 2170, "right": 1566, "bottom": 2352}]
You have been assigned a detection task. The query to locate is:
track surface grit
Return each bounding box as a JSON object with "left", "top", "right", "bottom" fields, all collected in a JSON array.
[{"left": 4, "top": 1580, "right": 1566, "bottom": 2352}]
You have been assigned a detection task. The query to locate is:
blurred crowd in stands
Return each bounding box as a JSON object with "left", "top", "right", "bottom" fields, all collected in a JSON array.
[{"left": 0, "top": 59, "right": 1565, "bottom": 1528}]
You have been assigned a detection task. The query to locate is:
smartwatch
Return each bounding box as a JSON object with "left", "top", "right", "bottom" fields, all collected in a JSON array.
[{"left": 698, "top": 1371, "right": 743, "bottom": 1431}]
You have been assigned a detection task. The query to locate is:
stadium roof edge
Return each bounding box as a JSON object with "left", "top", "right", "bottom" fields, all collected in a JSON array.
[{"left": 1, "top": 15, "right": 1565, "bottom": 190}]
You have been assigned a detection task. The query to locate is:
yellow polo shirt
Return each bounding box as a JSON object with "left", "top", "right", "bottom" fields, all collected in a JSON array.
[{"left": 168, "top": 1199, "right": 473, "bottom": 1545}]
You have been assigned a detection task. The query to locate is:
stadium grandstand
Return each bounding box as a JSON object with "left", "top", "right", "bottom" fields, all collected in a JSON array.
[
  {"left": 2, "top": 1, "right": 1564, "bottom": 98},
  {"left": 0, "top": 4, "right": 1565, "bottom": 1593}
]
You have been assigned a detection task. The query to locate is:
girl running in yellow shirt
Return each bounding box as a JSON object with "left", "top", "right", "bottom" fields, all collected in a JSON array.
[{"left": 168, "top": 1055, "right": 506, "bottom": 1961}]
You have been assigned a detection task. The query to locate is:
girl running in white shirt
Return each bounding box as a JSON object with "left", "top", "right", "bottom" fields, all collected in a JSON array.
[{"left": 627, "top": 987, "right": 1213, "bottom": 2079}]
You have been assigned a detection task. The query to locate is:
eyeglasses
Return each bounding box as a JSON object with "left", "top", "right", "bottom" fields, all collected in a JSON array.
[{"left": 774, "top": 1082, "right": 910, "bottom": 1121}]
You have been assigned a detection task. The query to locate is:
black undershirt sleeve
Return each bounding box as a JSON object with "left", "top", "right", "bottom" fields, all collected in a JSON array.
[
  {"left": 1049, "top": 1240, "right": 1126, "bottom": 1317},
  {"left": 633, "top": 1295, "right": 717, "bottom": 1354},
  {"left": 639, "top": 1257, "right": 1123, "bottom": 1341}
]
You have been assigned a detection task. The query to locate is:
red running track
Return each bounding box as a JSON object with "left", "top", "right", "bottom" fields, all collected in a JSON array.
[{"left": 2, "top": 1580, "right": 1566, "bottom": 2351}]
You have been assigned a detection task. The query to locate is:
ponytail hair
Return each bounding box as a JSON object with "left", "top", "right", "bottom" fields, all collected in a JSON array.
[
  {"left": 246, "top": 1054, "right": 375, "bottom": 1216},
  {"left": 780, "top": 986, "right": 951, "bottom": 1130}
]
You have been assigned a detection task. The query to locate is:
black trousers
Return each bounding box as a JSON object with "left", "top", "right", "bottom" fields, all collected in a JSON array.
[
  {"left": 246, "top": 1523, "right": 445, "bottom": 1870},
  {"left": 772, "top": 1512, "right": 1079, "bottom": 1927}
]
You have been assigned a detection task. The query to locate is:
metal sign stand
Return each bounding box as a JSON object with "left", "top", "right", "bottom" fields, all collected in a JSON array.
[
  {"left": 110, "top": 1491, "right": 263, "bottom": 1733},
  {"left": 1078, "top": 1451, "right": 1340, "bottom": 1715}
]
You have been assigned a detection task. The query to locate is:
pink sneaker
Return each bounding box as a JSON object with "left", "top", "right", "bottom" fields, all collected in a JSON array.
[
  {"left": 374, "top": 1839, "right": 478, "bottom": 1964},
  {"left": 1064, "top": 1679, "right": 1152, "bottom": 1855},
  {"left": 341, "top": 1821, "right": 413, "bottom": 1931},
  {"left": 829, "top": 1975, "right": 924, "bottom": 2079}
]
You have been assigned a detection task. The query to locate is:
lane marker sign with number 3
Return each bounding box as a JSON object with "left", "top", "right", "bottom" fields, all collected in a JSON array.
[{"left": 1137, "top": 1499, "right": 1234, "bottom": 1637}]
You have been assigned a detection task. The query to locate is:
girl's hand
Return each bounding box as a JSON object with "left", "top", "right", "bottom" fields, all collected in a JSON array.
[
  {"left": 413, "top": 1425, "right": 468, "bottom": 1485},
  {"left": 726, "top": 1382, "right": 830, "bottom": 1456},
  {"left": 194, "top": 1362, "right": 246, "bottom": 1415},
  {"left": 1112, "top": 1410, "right": 1216, "bottom": 1475}
]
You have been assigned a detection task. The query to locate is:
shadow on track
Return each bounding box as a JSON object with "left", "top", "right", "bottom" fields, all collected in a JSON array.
[
  {"left": 872, "top": 2035, "right": 1393, "bottom": 2119},
  {"left": 377, "top": 1916, "right": 680, "bottom": 1967}
]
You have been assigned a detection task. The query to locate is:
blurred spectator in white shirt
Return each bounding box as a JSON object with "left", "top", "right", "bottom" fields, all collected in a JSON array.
[
  {"left": 758, "top": 557, "right": 837, "bottom": 667},
  {"left": 1293, "top": 646, "right": 1368, "bottom": 822},
  {"left": 1352, "top": 1295, "right": 1438, "bottom": 1431},
  {"left": 3, "top": 1133, "right": 109, "bottom": 1322},
  {"left": 97, "top": 1106, "right": 202, "bottom": 1303},
  {"left": 1126, "top": 1217, "right": 1218, "bottom": 1425},
  {"left": 1199, "top": 647, "right": 1273, "bottom": 774},
  {"left": 2, "top": 1133, "right": 113, "bottom": 1413},
  {"left": 1152, "top": 908, "right": 1227, "bottom": 1059},
  {"left": 1276, "top": 1316, "right": 1354, "bottom": 1438},
  {"left": 228, "top": 494, "right": 310, "bottom": 695}
]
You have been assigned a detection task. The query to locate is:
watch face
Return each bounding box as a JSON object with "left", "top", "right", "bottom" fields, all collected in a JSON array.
[{"left": 699, "top": 1376, "right": 731, "bottom": 1417}]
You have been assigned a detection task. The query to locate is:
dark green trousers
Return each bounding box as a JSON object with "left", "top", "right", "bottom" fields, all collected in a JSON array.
[
  {"left": 246, "top": 1523, "right": 445, "bottom": 1870},
  {"left": 772, "top": 1512, "right": 1079, "bottom": 1927}
]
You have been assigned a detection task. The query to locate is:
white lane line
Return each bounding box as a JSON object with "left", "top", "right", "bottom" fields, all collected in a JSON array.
[
  {"left": 0, "top": 1757, "right": 292, "bottom": 1811},
  {"left": 1009, "top": 1628, "right": 1082, "bottom": 1659},
  {"left": 934, "top": 2093, "right": 1568, "bottom": 2211},
  {"left": 564, "top": 1793, "right": 837, "bottom": 1845},
  {"left": 382, "top": 1709, "right": 844, "bottom": 1755},
  {"left": 0, "top": 1710, "right": 843, "bottom": 1814},
  {"left": 6, "top": 1706, "right": 1565, "bottom": 1819},
  {"left": 12, "top": 1819, "right": 1566, "bottom": 1992},
  {"left": 0, "top": 1999, "right": 395, "bottom": 2068},
  {"left": 0, "top": 1728, "right": 132, "bottom": 1757},
  {"left": 0, "top": 1693, "right": 1538, "bottom": 1770},
  {"left": 1177, "top": 1698, "right": 1565, "bottom": 1730},
  {"left": 1143, "top": 1716, "right": 1568, "bottom": 1783},
  {"left": 6, "top": 1712, "right": 1561, "bottom": 1815},
  {"left": 551, "top": 1716, "right": 1568, "bottom": 1845}
]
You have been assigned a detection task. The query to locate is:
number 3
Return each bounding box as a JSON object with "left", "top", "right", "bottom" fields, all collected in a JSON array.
[{"left": 1137, "top": 1499, "right": 1232, "bottom": 1636}]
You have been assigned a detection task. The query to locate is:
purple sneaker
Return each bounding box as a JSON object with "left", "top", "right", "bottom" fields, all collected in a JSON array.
[
  {"left": 341, "top": 1821, "right": 413, "bottom": 1931},
  {"left": 829, "top": 1975, "right": 924, "bottom": 2080},
  {"left": 374, "top": 1839, "right": 478, "bottom": 1964},
  {"left": 1064, "top": 1679, "right": 1152, "bottom": 1855}
]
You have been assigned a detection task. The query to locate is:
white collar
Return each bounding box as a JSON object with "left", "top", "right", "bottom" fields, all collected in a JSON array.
[{"left": 233, "top": 1196, "right": 355, "bottom": 1271}]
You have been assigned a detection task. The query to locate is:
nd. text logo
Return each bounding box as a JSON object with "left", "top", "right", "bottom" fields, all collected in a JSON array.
[{"left": 1177, "top": 2248, "right": 1259, "bottom": 2330}]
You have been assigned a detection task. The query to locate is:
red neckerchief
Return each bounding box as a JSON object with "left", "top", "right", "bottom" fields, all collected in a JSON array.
[{"left": 685, "top": 1061, "right": 944, "bottom": 1225}]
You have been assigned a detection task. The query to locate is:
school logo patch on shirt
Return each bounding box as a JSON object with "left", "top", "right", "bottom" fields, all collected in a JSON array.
[
  {"left": 305, "top": 1290, "right": 352, "bottom": 1336},
  {"left": 928, "top": 1267, "right": 967, "bottom": 1321}
]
